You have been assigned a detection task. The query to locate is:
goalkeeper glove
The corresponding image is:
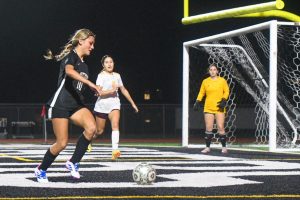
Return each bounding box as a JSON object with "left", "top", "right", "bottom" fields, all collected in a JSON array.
[
  {"left": 193, "top": 100, "right": 202, "bottom": 111},
  {"left": 217, "top": 98, "right": 227, "bottom": 109}
]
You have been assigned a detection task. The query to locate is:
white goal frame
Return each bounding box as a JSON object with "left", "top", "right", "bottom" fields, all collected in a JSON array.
[{"left": 182, "top": 20, "right": 299, "bottom": 152}]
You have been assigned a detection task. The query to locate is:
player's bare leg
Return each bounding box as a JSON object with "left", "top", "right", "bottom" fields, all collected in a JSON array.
[{"left": 87, "top": 117, "right": 106, "bottom": 152}]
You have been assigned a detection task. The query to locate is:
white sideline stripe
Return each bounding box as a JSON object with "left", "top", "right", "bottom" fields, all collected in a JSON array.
[
  {"left": 2, "top": 171, "right": 300, "bottom": 188},
  {"left": 0, "top": 159, "right": 299, "bottom": 166},
  {"left": 2, "top": 159, "right": 300, "bottom": 172},
  {"left": 0, "top": 151, "right": 177, "bottom": 155},
  {"left": 3, "top": 162, "right": 300, "bottom": 172},
  {"left": 0, "top": 146, "right": 159, "bottom": 151}
]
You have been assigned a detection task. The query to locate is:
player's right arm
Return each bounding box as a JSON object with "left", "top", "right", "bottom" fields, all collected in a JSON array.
[
  {"left": 196, "top": 79, "right": 206, "bottom": 102},
  {"left": 194, "top": 79, "right": 206, "bottom": 111}
]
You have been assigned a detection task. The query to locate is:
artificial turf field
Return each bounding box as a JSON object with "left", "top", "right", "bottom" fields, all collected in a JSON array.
[{"left": 1, "top": 143, "right": 300, "bottom": 200}]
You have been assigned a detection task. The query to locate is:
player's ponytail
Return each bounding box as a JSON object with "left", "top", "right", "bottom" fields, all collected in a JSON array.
[{"left": 44, "top": 29, "right": 95, "bottom": 61}]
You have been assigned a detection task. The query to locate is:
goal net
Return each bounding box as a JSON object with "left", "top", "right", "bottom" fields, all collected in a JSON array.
[{"left": 182, "top": 20, "right": 300, "bottom": 152}]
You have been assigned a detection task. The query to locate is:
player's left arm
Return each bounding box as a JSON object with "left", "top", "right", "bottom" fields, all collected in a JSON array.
[
  {"left": 222, "top": 79, "right": 230, "bottom": 100},
  {"left": 119, "top": 86, "right": 139, "bottom": 113},
  {"left": 217, "top": 78, "right": 229, "bottom": 110}
]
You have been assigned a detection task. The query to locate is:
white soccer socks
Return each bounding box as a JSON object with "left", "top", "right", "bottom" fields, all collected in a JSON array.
[{"left": 111, "top": 130, "right": 120, "bottom": 150}]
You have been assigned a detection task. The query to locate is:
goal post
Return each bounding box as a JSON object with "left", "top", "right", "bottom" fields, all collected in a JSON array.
[
  {"left": 269, "top": 21, "right": 278, "bottom": 151},
  {"left": 182, "top": 1, "right": 284, "bottom": 25},
  {"left": 182, "top": 20, "right": 300, "bottom": 152}
]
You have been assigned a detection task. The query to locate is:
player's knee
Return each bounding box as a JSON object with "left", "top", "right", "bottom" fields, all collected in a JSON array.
[
  {"left": 96, "top": 129, "right": 104, "bottom": 136},
  {"left": 217, "top": 127, "right": 225, "bottom": 133},
  {"left": 56, "top": 140, "right": 68, "bottom": 150},
  {"left": 111, "top": 122, "right": 119, "bottom": 130},
  {"left": 85, "top": 124, "right": 97, "bottom": 137}
]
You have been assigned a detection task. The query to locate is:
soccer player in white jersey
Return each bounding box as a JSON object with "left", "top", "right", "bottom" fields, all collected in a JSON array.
[
  {"left": 34, "top": 29, "right": 101, "bottom": 183},
  {"left": 90, "top": 55, "right": 139, "bottom": 159}
]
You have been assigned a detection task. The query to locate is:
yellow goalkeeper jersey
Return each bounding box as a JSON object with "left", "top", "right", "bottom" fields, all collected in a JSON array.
[{"left": 196, "top": 76, "right": 229, "bottom": 113}]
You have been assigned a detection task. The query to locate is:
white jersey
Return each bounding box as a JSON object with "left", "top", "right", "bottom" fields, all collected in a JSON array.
[{"left": 94, "top": 71, "right": 124, "bottom": 114}]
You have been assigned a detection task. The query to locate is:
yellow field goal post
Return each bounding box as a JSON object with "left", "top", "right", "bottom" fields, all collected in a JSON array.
[{"left": 182, "top": 0, "right": 300, "bottom": 24}]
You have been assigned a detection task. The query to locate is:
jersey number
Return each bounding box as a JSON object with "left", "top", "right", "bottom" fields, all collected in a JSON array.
[
  {"left": 76, "top": 82, "right": 83, "bottom": 91},
  {"left": 76, "top": 72, "right": 88, "bottom": 91}
]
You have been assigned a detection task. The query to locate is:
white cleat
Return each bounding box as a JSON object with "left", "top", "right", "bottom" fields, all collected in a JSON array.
[
  {"left": 66, "top": 160, "right": 80, "bottom": 179},
  {"left": 201, "top": 147, "right": 211, "bottom": 153},
  {"left": 34, "top": 167, "right": 49, "bottom": 183}
]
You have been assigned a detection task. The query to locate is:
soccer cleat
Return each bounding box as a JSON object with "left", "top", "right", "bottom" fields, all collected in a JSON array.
[
  {"left": 221, "top": 147, "right": 228, "bottom": 154},
  {"left": 34, "top": 166, "right": 49, "bottom": 183},
  {"left": 66, "top": 160, "right": 80, "bottom": 179},
  {"left": 87, "top": 143, "right": 92, "bottom": 152},
  {"left": 201, "top": 147, "right": 211, "bottom": 153},
  {"left": 112, "top": 150, "right": 121, "bottom": 160}
]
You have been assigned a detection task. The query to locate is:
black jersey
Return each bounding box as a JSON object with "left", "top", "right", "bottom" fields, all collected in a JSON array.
[{"left": 48, "top": 50, "right": 89, "bottom": 111}]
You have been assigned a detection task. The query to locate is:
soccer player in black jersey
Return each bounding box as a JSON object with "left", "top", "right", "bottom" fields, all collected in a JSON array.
[{"left": 34, "top": 29, "right": 101, "bottom": 183}]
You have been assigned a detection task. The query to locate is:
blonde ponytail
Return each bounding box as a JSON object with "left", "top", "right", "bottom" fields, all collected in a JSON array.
[{"left": 44, "top": 29, "right": 95, "bottom": 61}]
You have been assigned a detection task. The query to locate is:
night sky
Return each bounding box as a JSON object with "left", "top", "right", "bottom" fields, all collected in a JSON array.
[{"left": 0, "top": 0, "right": 299, "bottom": 104}]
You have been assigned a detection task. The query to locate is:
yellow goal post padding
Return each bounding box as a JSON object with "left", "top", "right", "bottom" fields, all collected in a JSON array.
[
  {"left": 237, "top": 10, "right": 300, "bottom": 22},
  {"left": 182, "top": 0, "right": 285, "bottom": 25}
]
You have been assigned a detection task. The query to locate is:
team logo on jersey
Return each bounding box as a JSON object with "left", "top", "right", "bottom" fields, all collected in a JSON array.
[{"left": 80, "top": 72, "right": 88, "bottom": 79}]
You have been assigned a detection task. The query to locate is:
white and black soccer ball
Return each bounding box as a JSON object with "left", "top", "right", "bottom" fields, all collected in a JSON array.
[{"left": 132, "top": 162, "right": 156, "bottom": 185}]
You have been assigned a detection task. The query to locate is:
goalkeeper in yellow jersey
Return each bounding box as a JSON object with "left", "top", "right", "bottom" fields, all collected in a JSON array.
[{"left": 193, "top": 64, "right": 229, "bottom": 154}]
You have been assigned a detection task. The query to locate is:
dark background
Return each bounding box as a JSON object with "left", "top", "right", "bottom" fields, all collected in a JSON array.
[{"left": 0, "top": 0, "right": 299, "bottom": 104}]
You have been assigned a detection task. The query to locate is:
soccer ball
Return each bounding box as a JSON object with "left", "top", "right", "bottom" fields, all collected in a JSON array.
[{"left": 132, "top": 162, "right": 156, "bottom": 185}]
